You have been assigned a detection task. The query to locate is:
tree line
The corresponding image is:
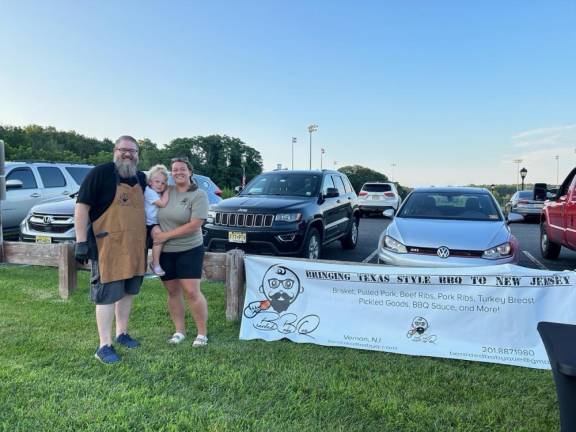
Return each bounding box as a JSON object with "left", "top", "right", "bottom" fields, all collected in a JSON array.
[{"left": 0, "top": 125, "right": 263, "bottom": 189}]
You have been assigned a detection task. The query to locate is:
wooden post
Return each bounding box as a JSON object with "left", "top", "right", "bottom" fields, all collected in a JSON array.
[
  {"left": 225, "top": 249, "right": 246, "bottom": 322},
  {"left": 58, "top": 243, "right": 77, "bottom": 299}
]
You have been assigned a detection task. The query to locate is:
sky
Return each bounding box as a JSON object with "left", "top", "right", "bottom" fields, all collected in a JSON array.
[{"left": 0, "top": 0, "right": 575, "bottom": 187}]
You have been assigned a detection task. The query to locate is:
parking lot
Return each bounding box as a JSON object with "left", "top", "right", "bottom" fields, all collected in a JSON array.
[{"left": 323, "top": 216, "right": 576, "bottom": 271}]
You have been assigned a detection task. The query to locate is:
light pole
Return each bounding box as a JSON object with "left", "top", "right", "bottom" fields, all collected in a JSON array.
[
  {"left": 390, "top": 163, "right": 397, "bottom": 182},
  {"left": 520, "top": 167, "right": 527, "bottom": 190},
  {"left": 320, "top": 148, "right": 325, "bottom": 170},
  {"left": 555, "top": 155, "right": 560, "bottom": 186},
  {"left": 513, "top": 159, "right": 522, "bottom": 191},
  {"left": 307, "top": 124, "right": 318, "bottom": 169},
  {"left": 291, "top": 137, "right": 297, "bottom": 170}
]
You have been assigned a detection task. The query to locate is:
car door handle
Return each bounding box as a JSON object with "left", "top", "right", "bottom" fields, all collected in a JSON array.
[
  {"left": 30, "top": 193, "right": 41, "bottom": 198},
  {"left": 336, "top": 200, "right": 341, "bottom": 204},
  {"left": 62, "top": 191, "right": 70, "bottom": 195}
]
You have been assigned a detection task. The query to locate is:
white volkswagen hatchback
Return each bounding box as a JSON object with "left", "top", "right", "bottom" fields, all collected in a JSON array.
[{"left": 377, "top": 187, "right": 522, "bottom": 267}]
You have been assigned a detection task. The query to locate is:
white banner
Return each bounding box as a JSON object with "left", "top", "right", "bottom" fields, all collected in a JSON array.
[{"left": 239, "top": 256, "right": 576, "bottom": 369}]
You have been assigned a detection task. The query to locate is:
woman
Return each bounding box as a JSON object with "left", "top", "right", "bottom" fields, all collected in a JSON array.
[{"left": 153, "top": 157, "right": 209, "bottom": 346}]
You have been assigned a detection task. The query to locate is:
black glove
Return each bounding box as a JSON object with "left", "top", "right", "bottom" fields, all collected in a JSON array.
[{"left": 75, "top": 241, "right": 90, "bottom": 265}]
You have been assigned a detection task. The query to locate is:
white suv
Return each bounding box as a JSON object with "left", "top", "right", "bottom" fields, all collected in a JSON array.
[
  {"left": 358, "top": 182, "right": 401, "bottom": 217},
  {"left": 3, "top": 162, "right": 93, "bottom": 237}
]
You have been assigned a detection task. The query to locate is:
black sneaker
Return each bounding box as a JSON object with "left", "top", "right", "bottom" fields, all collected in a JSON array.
[
  {"left": 115, "top": 333, "right": 140, "bottom": 349},
  {"left": 95, "top": 345, "right": 121, "bottom": 364}
]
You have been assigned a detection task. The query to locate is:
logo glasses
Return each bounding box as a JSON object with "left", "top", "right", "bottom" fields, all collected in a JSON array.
[{"left": 268, "top": 278, "right": 294, "bottom": 289}]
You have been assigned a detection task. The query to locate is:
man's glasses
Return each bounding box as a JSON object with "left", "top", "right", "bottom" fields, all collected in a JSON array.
[{"left": 115, "top": 147, "right": 139, "bottom": 155}]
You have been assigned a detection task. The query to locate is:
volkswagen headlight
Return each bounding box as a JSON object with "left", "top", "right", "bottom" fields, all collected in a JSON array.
[
  {"left": 383, "top": 235, "right": 407, "bottom": 254},
  {"left": 275, "top": 213, "right": 302, "bottom": 222},
  {"left": 482, "top": 242, "right": 512, "bottom": 259}
]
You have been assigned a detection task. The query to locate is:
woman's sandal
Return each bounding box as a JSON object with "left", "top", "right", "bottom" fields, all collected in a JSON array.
[
  {"left": 192, "top": 335, "right": 208, "bottom": 347},
  {"left": 168, "top": 332, "right": 186, "bottom": 344}
]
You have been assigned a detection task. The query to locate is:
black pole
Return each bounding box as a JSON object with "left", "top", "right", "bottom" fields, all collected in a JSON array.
[{"left": 309, "top": 132, "right": 312, "bottom": 170}]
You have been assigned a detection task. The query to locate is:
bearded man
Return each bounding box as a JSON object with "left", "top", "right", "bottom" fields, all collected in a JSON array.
[{"left": 74, "top": 135, "right": 147, "bottom": 364}]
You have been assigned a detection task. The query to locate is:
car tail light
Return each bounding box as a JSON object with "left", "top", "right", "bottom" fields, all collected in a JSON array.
[
  {"left": 384, "top": 192, "right": 395, "bottom": 197},
  {"left": 215, "top": 188, "right": 222, "bottom": 196},
  {"left": 359, "top": 191, "right": 368, "bottom": 196}
]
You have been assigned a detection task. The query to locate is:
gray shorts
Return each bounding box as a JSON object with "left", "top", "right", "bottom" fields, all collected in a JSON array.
[{"left": 90, "top": 261, "right": 143, "bottom": 305}]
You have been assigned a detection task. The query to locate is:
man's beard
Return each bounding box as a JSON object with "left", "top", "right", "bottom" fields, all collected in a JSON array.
[
  {"left": 114, "top": 156, "right": 138, "bottom": 178},
  {"left": 269, "top": 292, "right": 292, "bottom": 313}
]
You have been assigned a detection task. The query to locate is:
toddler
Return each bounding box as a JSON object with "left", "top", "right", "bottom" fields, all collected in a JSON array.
[{"left": 145, "top": 164, "right": 170, "bottom": 276}]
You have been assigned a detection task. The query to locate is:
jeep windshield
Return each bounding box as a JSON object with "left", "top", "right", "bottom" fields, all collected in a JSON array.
[{"left": 241, "top": 173, "right": 322, "bottom": 197}]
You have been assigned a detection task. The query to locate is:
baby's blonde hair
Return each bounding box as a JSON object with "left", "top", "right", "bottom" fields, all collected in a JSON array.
[{"left": 147, "top": 164, "right": 169, "bottom": 183}]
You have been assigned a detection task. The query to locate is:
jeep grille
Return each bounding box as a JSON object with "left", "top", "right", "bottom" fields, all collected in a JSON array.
[{"left": 214, "top": 212, "right": 274, "bottom": 228}]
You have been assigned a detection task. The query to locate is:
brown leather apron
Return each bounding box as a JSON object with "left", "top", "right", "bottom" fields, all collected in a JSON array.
[{"left": 91, "top": 176, "right": 146, "bottom": 284}]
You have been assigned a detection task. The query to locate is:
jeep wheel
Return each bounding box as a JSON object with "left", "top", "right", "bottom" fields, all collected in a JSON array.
[
  {"left": 302, "top": 228, "right": 321, "bottom": 260},
  {"left": 540, "top": 224, "right": 561, "bottom": 260},
  {"left": 341, "top": 217, "right": 358, "bottom": 250}
]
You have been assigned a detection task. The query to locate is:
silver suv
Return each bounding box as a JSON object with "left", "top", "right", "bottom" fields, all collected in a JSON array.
[
  {"left": 358, "top": 181, "right": 401, "bottom": 216},
  {"left": 3, "top": 162, "right": 93, "bottom": 238},
  {"left": 20, "top": 173, "right": 218, "bottom": 244}
]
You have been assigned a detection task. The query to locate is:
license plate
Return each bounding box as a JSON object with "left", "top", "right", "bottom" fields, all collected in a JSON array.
[
  {"left": 228, "top": 231, "right": 246, "bottom": 243},
  {"left": 36, "top": 235, "right": 52, "bottom": 244},
  {"left": 372, "top": 196, "right": 381, "bottom": 200}
]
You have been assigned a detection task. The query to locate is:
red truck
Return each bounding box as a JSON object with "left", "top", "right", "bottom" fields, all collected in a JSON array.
[{"left": 540, "top": 170, "right": 576, "bottom": 259}]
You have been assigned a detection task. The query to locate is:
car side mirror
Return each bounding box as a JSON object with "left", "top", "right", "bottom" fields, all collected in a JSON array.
[
  {"left": 6, "top": 179, "right": 23, "bottom": 190},
  {"left": 234, "top": 186, "right": 243, "bottom": 194},
  {"left": 383, "top": 209, "right": 395, "bottom": 218},
  {"left": 325, "top": 187, "right": 339, "bottom": 198},
  {"left": 506, "top": 212, "right": 524, "bottom": 224}
]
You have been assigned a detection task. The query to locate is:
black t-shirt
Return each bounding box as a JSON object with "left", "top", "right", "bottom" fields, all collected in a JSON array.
[{"left": 77, "top": 162, "right": 147, "bottom": 222}]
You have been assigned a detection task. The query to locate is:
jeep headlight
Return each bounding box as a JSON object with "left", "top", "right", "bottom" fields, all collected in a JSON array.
[
  {"left": 383, "top": 235, "right": 407, "bottom": 254},
  {"left": 275, "top": 213, "right": 302, "bottom": 222},
  {"left": 482, "top": 242, "right": 512, "bottom": 259},
  {"left": 207, "top": 210, "right": 216, "bottom": 224}
]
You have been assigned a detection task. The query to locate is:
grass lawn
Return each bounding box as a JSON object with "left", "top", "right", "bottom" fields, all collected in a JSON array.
[{"left": 0, "top": 265, "right": 559, "bottom": 432}]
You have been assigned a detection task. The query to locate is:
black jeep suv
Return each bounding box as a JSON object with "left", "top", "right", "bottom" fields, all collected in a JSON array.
[{"left": 203, "top": 170, "right": 360, "bottom": 259}]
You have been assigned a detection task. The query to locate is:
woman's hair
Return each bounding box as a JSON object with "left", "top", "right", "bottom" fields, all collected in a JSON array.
[
  {"left": 147, "top": 164, "right": 169, "bottom": 183},
  {"left": 170, "top": 157, "right": 198, "bottom": 192}
]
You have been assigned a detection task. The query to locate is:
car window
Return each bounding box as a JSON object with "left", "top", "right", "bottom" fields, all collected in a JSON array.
[
  {"left": 362, "top": 183, "right": 391, "bottom": 192},
  {"left": 399, "top": 192, "right": 501, "bottom": 221},
  {"left": 322, "top": 175, "right": 335, "bottom": 195},
  {"left": 38, "top": 167, "right": 66, "bottom": 188},
  {"left": 65, "top": 167, "right": 92, "bottom": 185},
  {"left": 342, "top": 176, "right": 352, "bottom": 193},
  {"left": 7, "top": 168, "right": 37, "bottom": 189},
  {"left": 517, "top": 191, "right": 532, "bottom": 199},
  {"left": 332, "top": 176, "right": 346, "bottom": 195}
]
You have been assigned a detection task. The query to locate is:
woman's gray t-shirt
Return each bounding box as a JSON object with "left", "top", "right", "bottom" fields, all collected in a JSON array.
[{"left": 157, "top": 187, "right": 208, "bottom": 252}]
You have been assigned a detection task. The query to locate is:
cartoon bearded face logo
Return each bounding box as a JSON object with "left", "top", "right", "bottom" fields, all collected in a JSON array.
[
  {"left": 410, "top": 317, "right": 428, "bottom": 335},
  {"left": 259, "top": 265, "right": 303, "bottom": 313}
]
